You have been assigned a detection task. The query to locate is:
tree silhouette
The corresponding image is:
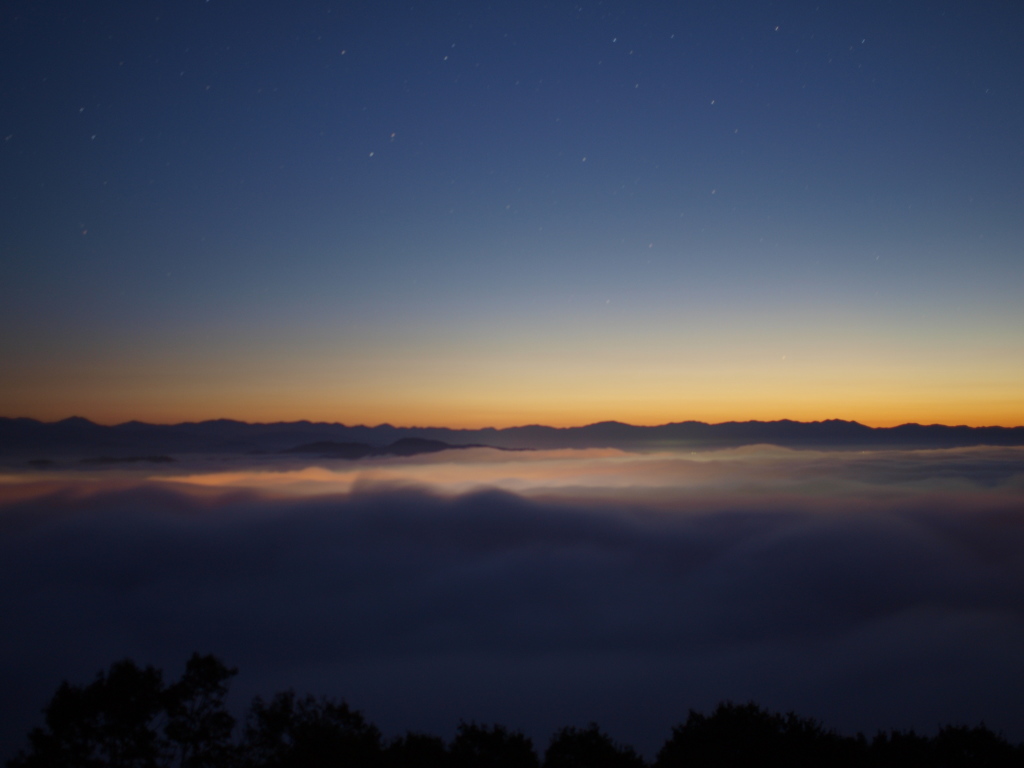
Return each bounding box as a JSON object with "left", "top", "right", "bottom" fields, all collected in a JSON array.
[
  {"left": 868, "top": 729, "right": 934, "bottom": 768},
  {"left": 655, "top": 701, "right": 861, "bottom": 768},
  {"left": 241, "top": 690, "right": 382, "bottom": 768},
  {"left": 9, "top": 659, "right": 166, "bottom": 768},
  {"left": 449, "top": 722, "right": 539, "bottom": 768},
  {"left": 932, "top": 724, "right": 1020, "bottom": 768},
  {"left": 10, "top": 656, "right": 1024, "bottom": 768},
  {"left": 543, "top": 723, "right": 646, "bottom": 768},
  {"left": 163, "top": 653, "right": 238, "bottom": 768},
  {"left": 385, "top": 732, "right": 450, "bottom": 768}
]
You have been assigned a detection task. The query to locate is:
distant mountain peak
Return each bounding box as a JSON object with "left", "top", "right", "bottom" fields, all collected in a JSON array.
[{"left": 55, "top": 416, "right": 97, "bottom": 427}]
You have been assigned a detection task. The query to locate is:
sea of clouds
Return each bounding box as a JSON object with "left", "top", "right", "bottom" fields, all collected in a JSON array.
[{"left": 2, "top": 446, "right": 1023, "bottom": 758}]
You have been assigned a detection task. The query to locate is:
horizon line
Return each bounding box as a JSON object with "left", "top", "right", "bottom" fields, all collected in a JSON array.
[{"left": 5, "top": 415, "right": 1024, "bottom": 431}]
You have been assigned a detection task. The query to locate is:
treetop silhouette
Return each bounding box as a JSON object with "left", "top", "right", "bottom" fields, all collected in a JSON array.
[{"left": 9, "top": 656, "right": 1024, "bottom": 768}]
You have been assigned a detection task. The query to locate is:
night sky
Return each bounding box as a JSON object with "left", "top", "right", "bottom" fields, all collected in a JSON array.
[{"left": 2, "top": 1, "right": 1023, "bottom": 426}]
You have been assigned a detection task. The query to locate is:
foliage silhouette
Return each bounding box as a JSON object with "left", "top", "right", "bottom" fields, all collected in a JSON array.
[
  {"left": 655, "top": 701, "right": 862, "bottom": 768},
  {"left": 868, "top": 729, "right": 936, "bottom": 768},
  {"left": 241, "top": 690, "right": 382, "bottom": 768},
  {"left": 384, "top": 732, "right": 450, "bottom": 768},
  {"left": 9, "top": 656, "right": 1024, "bottom": 768},
  {"left": 164, "top": 654, "right": 238, "bottom": 768},
  {"left": 932, "top": 723, "right": 1022, "bottom": 767},
  {"left": 449, "top": 722, "right": 539, "bottom": 768},
  {"left": 544, "top": 723, "right": 645, "bottom": 768},
  {"left": 9, "top": 658, "right": 165, "bottom": 768}
]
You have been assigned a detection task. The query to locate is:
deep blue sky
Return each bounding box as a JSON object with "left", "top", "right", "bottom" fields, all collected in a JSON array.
[{"left": 2, "top": 1, "right": 1023, "bottom": 426}]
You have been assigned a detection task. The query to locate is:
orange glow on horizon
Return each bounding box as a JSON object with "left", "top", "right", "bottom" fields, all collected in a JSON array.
[
  {"left": 3, "top": 342, "right": 1021, "bottom": 429},
  {"left": 4, "top": 303, "right": 1021, "bottom": 430}
]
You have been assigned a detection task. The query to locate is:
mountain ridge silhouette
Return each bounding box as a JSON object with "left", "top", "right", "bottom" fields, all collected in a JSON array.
[{"left": 3, "top": 417, "right": 1024, "bottom": 460}]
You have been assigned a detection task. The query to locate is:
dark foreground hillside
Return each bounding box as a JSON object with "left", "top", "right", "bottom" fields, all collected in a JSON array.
[{"left": 9, "top": 655, "right": 1023, "bottom": 768}]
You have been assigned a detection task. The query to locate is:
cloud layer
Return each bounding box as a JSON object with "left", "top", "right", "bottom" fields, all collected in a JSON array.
[{"left": 2, "top": 447, "right": 1024, "bottom": 759}]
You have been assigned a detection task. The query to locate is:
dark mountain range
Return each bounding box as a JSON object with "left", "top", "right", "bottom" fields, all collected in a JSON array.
[{"left": 2, "top": 416, "right": 1024, "bottom": 461}]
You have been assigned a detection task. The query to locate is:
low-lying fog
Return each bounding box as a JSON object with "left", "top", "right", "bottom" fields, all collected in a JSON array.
[{"left": 2, "top": 445, "right": 1023, "bottom": 758}]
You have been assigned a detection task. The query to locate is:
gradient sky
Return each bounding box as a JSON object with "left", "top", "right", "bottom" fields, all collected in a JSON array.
[{"left": 2, "top": 0, "right": 1022, "bottom": 427}]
